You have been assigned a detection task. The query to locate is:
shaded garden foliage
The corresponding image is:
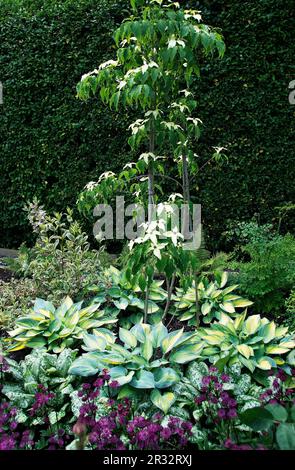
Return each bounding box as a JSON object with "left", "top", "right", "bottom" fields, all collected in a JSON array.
[{"left": 0, "top": 0, "right": 294, "bottom": 248}]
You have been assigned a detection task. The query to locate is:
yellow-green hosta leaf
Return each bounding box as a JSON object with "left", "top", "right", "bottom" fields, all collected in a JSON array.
[
  {"left": 260, "top": 321, "right": 276, "bottom": 344},
  {"left": 177, "top": 301, "right": 192, "bottom": 309},
  {"left": 257, "top": 357, "right": 275, "bottom": 370},
  {"left": 161, "top": 328, "right": 184, "bottom": 354},
  {"left": 151, "top": 322, "right": 168, "bottom": 348},
  {"left": 141, "top": 337, "right": 153, "bottom": 361},
  {"left": 201, "top": 302, "right": 212, "bottom": 316},
  {"left": 280, "top": 340, "right": 295, "bottom": 348},
  {"left": 221, "top": 285, "right": 240, "bottom": 295},
  {"left": 275, "top": 326, "right": 289, "bottom": 338},
  {"left": 234, "top": 311, "right": 247, "bottom": 330},
  {"left": 232, "top": 299, "right": 254, "bottom": 308},
  {"left": 223, "top": 294, "right": 241, "bottom": 301},
  {"left": 119, "top": 328, "right": 137, "bottom": 348},
  {"left": 211, "top": 289, "right": 223, "bottom": 299},
  {"left": 169, "top": 343, "right": 203, "bottom": 364},
  {"left": 266, "top": 345, "right": 292, "bottom": 355},
  {"left": 150, "top": 389, "right": 176, "bottom": 414},
  {"left": 244, "top": 315, "right": 261, "bottom": 335},
  {"left": 220, "top": 302, "right": 236, "bottom": 314},
  {"left": 204, "top": 283, "right": 216, "bottom": 296},
  {"left": 154, "top": 368, "right": 180, "bottom": 388},
  {"left": 220, "top": 271, "right": 228, "bottom": 288},
  {"left": 237, "top": 344, "right": 254, "bottom": 359},
  {"left": 202, "top": 334, "right": 224, "bottom": 345},
  {"left": 15, "top": 318, "right": 43, "bottom": 330}
]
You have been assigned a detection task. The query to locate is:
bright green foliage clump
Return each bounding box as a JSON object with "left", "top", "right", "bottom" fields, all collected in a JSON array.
[
  {"left": 174, "top": 271, "right": 253, "bottom": 325},
  {"left": 197, "top": 312, "right": 295, "bottom": 373},
  {"left": 6, "top": 297, "right": 118, "bottom": 353},
  {"left": 237, "top": 235, "right": 295, "bottom": 314}
]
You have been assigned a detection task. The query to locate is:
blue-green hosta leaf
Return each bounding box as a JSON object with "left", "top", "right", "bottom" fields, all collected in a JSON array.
[
  {"left": 151, "top": 322, "right": 168, "bottom": 348},
  {"left": 109, "top": 366, "right": 135, "bottom": 386},
  {"left": 119, "top": 328, "right": 137, "bottom": 348},
  {"left": 69, "top": 353, "right": 102, "bottom": 377},
  {"left": 34, "top": 298, "right": 55, "bottom": 315},
  {"left": 151, "top": 389, "right": 176, "bottom": 414},
  {"left": 131, "top": 370, "right": 155, "bottom": 389},
  {"left": 154, "top": 367, "right": 180, "bottom": 389}
]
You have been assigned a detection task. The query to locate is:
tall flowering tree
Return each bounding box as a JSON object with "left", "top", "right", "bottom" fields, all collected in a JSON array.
[
  {"left": 77, "top": 0, "right": 225, "bottom": 219},
  {"left": 77, "top": 0, "right": 225, "bottom": 322}
]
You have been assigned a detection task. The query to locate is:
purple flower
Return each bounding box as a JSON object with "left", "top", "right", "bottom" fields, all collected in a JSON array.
[
  {"left": 227, "top": 408, "right": 237, "bottom": 419},
  {"left": 202, "top": 376, "right": 211, "bottom": 387},
  {"left": 217, "top": 408, "right": 227, "bottom": 419},
  {"left": 109, "top": 380, "right": 119, "bottom": 389}
]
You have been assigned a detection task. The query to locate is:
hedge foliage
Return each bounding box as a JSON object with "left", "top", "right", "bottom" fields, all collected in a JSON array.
[{"left": 0, "top": 0, "right": 294, "bottom": 249}]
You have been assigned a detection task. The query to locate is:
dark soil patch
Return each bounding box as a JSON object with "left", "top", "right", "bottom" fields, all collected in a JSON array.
[{"left": 0, "top": 267, "right": 13, "bottom": 283}]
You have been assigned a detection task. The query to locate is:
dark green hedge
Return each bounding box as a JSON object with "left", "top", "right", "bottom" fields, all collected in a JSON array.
[{"left": 0, "top": 0, "right": 294, "bottom": 249}]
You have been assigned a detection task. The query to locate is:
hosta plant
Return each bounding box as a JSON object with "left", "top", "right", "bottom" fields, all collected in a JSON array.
[
  {"left": 6, "top": 296, "right": 118, "bottom": 353},
  {"left": 88, "top": 266, "right": 167, "bottom": 326},
  {"left": 174, "top": 271, "right": 253, "bottom": 325},
  {"left": 197, "top": 312, "right": 295, "bottom": 374},
  {"left": 69, "top": 322, "right": 203, "bottom": 413}
]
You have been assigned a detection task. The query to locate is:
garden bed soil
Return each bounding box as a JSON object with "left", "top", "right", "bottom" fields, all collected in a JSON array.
[{"left": 0, "top": 268, "right": 13, "bottom": 283}]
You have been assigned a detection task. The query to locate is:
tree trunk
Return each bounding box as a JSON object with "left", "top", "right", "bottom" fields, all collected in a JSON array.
[{"left": 148, "top": 118, "right": 155, "bottom": 223}]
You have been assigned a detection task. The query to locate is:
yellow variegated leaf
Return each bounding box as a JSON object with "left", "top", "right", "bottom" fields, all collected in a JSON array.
[
  {"left": 244, "top": 315, "right": 261, "bottom": 335},
  {"left": 266, "top": 345, "right": 291, "bottom": 354},
  {"left": 220, "top": 302, "right": 235, "bottom": 314},
  {"left": 237, "top": 344, "right": 254, "bottom": 359}
]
